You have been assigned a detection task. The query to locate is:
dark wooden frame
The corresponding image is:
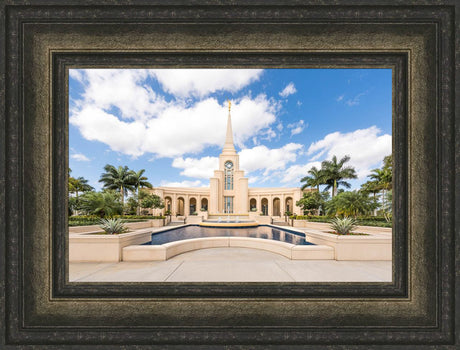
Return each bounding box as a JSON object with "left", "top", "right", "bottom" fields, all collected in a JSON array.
[{"left": 1, "top": 1, "right": 458, "bottom": 348}]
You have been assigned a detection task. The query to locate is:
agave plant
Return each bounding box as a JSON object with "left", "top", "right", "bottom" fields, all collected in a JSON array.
[
  {"left": 98, "top": 218, "right": 128, "bottom": 235},
  {"left": 329, "top": 216, "right": 357, "bottom": 235}
]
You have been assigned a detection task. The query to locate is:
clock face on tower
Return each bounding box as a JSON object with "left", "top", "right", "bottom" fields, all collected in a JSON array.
[{"left": 224, "top": 161, "right": 233, "bottom": 169}]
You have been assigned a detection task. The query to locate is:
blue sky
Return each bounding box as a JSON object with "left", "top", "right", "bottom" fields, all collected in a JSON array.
[{"left": 69, "top": 68, "right": 391, "bottom": 192}]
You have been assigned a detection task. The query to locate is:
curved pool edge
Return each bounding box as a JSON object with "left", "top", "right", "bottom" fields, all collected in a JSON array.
[
  {"left": 122, "top": 236, "right": 334, "bottom": 261},
  {"left": 199, "top": 221, "right": 259, "bottom": 228}
]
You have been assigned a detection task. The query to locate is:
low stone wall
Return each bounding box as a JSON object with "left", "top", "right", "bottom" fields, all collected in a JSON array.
[
  {"left": 292, "top": 219, "right": 309, "bottom": 228},
  {"left": 303, "top": 230, "right": 391, "bottom": 260},
  {"left": 69, "top": 229, "right": 153, "bottom": 262},
  {"left": 69, "top": 219, "right": 164, "bottom": 234},
  {"left": 185, "top": 215, "right": 204, "bottom": 224},
  {"left": 122, "top": 237, "right": 334, "bottom": 261},
  {"left": 255, "top": 216, "right": 272, "bottom": 224}
]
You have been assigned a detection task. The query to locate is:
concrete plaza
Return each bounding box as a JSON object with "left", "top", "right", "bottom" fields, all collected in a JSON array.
[{"left": 69, "top": 246, "right": 392, "bottom": 282}]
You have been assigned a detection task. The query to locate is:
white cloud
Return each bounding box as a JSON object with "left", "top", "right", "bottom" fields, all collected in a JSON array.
[
  {"left": 248, "top": 176, "right": 260, "bottom": 184},
  {"left": 307, "top": 126, "right": 391, "bottom": 178},
  {"left": 70, "top": 69, "right": 279, "bottom": 158},
  {"left": 287, "top": 120, "right": 306, "bottom": 136},
  {"left": 159, "top": 180, "right": 207, "bottom": 188},
  {"left": 70, "top": 153, "right": 90, "bottom": 162},
  {"left": 279, "top": 82, "right": 297, "bottom": 97},
  {"left": 172, "top": 156, "right": 218, "bottom": 179},
  {"left": 345, "top": 92, "right": 366, "bottom": 106},
  {"left": 70, "top": 69, "right": 168, "bottom": 121},
  {"left": 150, "top": 69, "right": 263, "bottom": 98},
  {"left": 336, "top": 95, "right": 344, "bottom": 102},
  {"left": 281, "top": 162, "right": 321, "bottom": 184},
  {"left": 239, "top": 143, "right": 303, "bottom": 176},
  {"left": 70, "top": 106, "right": 147, "bottom": 157},
  {"left": 69, "top": 69, "right": 84, "bottom": 83}
]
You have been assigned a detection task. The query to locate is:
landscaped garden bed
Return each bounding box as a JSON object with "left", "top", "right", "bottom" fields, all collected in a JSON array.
[
  {"left": 290, "top": 215, "right": 392, "bottom": 228},
  {"left": 69, "top": 215, "right": 165, "bottom": 226}
]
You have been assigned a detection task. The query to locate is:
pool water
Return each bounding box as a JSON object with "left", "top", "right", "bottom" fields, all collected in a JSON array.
[{"left": 144, "top": 225, "right": 314, "bottom": 246}]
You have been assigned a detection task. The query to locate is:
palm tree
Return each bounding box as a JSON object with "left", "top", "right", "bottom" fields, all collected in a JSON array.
[
  {"left": 79, "top": 190, "right": 123, "bottom": 217},
  {"left": 360, "top": 180, "right": 381, "bottom": 201},
  {"left": 73, "top": 177, "right": 94, "bottom": 198},
  {"left": 368, "top": 167, "right": 392, "bottom": 212},
  {"left": 130, "top": 169, "right": 153, "bottom": 195},
  {"left": 321, "top": 155, "right": 357, "bottom": 198},
  {"left": 326, "top": 191, "right": 377, "bottom": 218},
  {"left": 130, "top": 169, "right": 153, "bottom": 215},
  {"left": 300, "top": 166, "right": 324, "bottom": 191},
  {"left": 99, "top": 165, "right": 135, "bottom": 206}
]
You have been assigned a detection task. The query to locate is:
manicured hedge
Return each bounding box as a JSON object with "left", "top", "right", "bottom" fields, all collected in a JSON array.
[
  {"left": 289, "top": 215, "right": 392, "bottom": 228},
  {"left": 68, "top": 215, "right": 165, "bottom": 227}
]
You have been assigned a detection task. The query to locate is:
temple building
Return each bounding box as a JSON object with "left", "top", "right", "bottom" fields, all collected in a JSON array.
[{"left": 149, "top": 101, "right": 307, "bottom": 219}]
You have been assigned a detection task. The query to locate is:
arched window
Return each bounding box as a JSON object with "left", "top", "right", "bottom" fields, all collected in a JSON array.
[{"left": 224, "top": 161, "right": 233, "bottom": 190}]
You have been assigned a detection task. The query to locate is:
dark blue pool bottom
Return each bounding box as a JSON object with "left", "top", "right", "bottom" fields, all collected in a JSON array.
[{"left": 143, "top": 224, "right": 314, "bottom": 246}]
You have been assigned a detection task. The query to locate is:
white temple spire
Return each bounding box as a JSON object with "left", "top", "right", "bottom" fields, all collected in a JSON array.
[{"left": 222, "top": 99, "right": 236, "bottom": 155}]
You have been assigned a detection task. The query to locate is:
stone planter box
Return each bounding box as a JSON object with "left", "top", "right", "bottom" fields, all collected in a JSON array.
[
  {"left": 69, "top": 229, "right": 153, "bottom": 262},
  {"left": 303, "top": 229, "right": 392, "bottom": 261}
]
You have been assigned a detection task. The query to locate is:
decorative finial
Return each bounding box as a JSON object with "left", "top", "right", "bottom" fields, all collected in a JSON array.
[{"left": 227, "top": 99, "right": 231, "bottom": 112}]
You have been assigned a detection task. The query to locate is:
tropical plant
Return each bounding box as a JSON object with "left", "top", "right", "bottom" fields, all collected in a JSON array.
[
  {"left": 125, "top": 195, "right": 139, "bottom": 215},
  {"left": 325, "top": 191, "right": 377, "bottom": 218},
  {"left": 329, "top": 216, "right": 357, "bottom": 235},
  {"left": 99, "top": 165, "right": 136, "bottom": 206},
  {"left": 98, "top": 218, "right": 129, "bottom": 235},
  {"left": 360, "top": 180, "right": 381, "bottom": 201},
  {"left": 79, "top": 190, "right": 123, "bottom": 217},
  {"left": 129, "top": 169, "right": 153, "bottom": 214},
  {"left": 130, "top": 169, "right": 153, "bottom": 193},
  {"left": 368, "top": 167, "right": 392, "bottom": 213},
  {"left": 68, "top": 196, "right": 79, "bottom": 216},
  {"left": 139, "top": 190, "right": 164, "bottom": 212},
  {"left": 296, "top": 191, "right": 325, "bottom": 215},
  {"left": 300, "top": 166, "right": 325, "bottom": 191},
  {"left": 71, "top": 176, "right": 94, "bottom": 198},
  {"left": 320, "top": 155, "right": 357, "bottom": 197},
  {"left": 69, "top": 168, "right": 94, "bottom": 196}
]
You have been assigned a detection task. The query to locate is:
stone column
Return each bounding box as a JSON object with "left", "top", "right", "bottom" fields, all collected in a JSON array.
[
  {"left": 280, "top": 194, "right": 285, "bottom": 217},
  {"left": 172, "top": 194, "right": 177, "bottom": 217},
  {"left": 184, "top": 195, "right": 190, "bottom": 216},
  {"left": 268, "top": 195, "right": 273, "bottom": 216}
]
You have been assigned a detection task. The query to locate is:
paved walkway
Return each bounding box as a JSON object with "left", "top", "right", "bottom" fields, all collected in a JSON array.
[{"left": 70, "top": 247, "right": 392, "bottom": 282}]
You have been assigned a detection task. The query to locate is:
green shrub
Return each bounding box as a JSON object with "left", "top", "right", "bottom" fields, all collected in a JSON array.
[
  {"left": 330, "top": 217, "right": 357, "bottom": 235},
  {"left": 288, "top": 214, "right": 391, "bottom": 228},
  {"left": 98, "top": 218, "right": 129, "bottom": 235},
  {"left": 68, "top": 214, "right": 165, "bottom": 226},
  {"left": 112, "top": 215, "right": 164, "bottom": 220}
]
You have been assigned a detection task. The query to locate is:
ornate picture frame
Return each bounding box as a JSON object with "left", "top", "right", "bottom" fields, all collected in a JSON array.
[{"left": 1, "top": 1, "right": 458, "bottom": 348}]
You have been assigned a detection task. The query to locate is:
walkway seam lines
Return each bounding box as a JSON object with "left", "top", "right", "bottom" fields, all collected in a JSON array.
[
  {"left": 164, "top": 261, "right": 185, "bottom": 282},
  {"left": 72, "top": 263, "right": 118, "bottom": 282},
  {"left": 274, "top": 260, "right": 296, "bottom": 282}
]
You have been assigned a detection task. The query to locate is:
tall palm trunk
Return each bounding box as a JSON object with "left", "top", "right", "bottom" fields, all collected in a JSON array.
[
  {"left": 120, "top": 185, "right": 124, "bottom": 207},
  {"left": 382, "top": 188, "right": 386, "bottom": 214},
  {"left": 332, "top": 179, "right": 337, "bottom": 198},
  {"left": 373, "top": 191, "right": 377, "bottom": 216},
  {"left": 136, "top": 186, "right": 140, "bottom": 216}
]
